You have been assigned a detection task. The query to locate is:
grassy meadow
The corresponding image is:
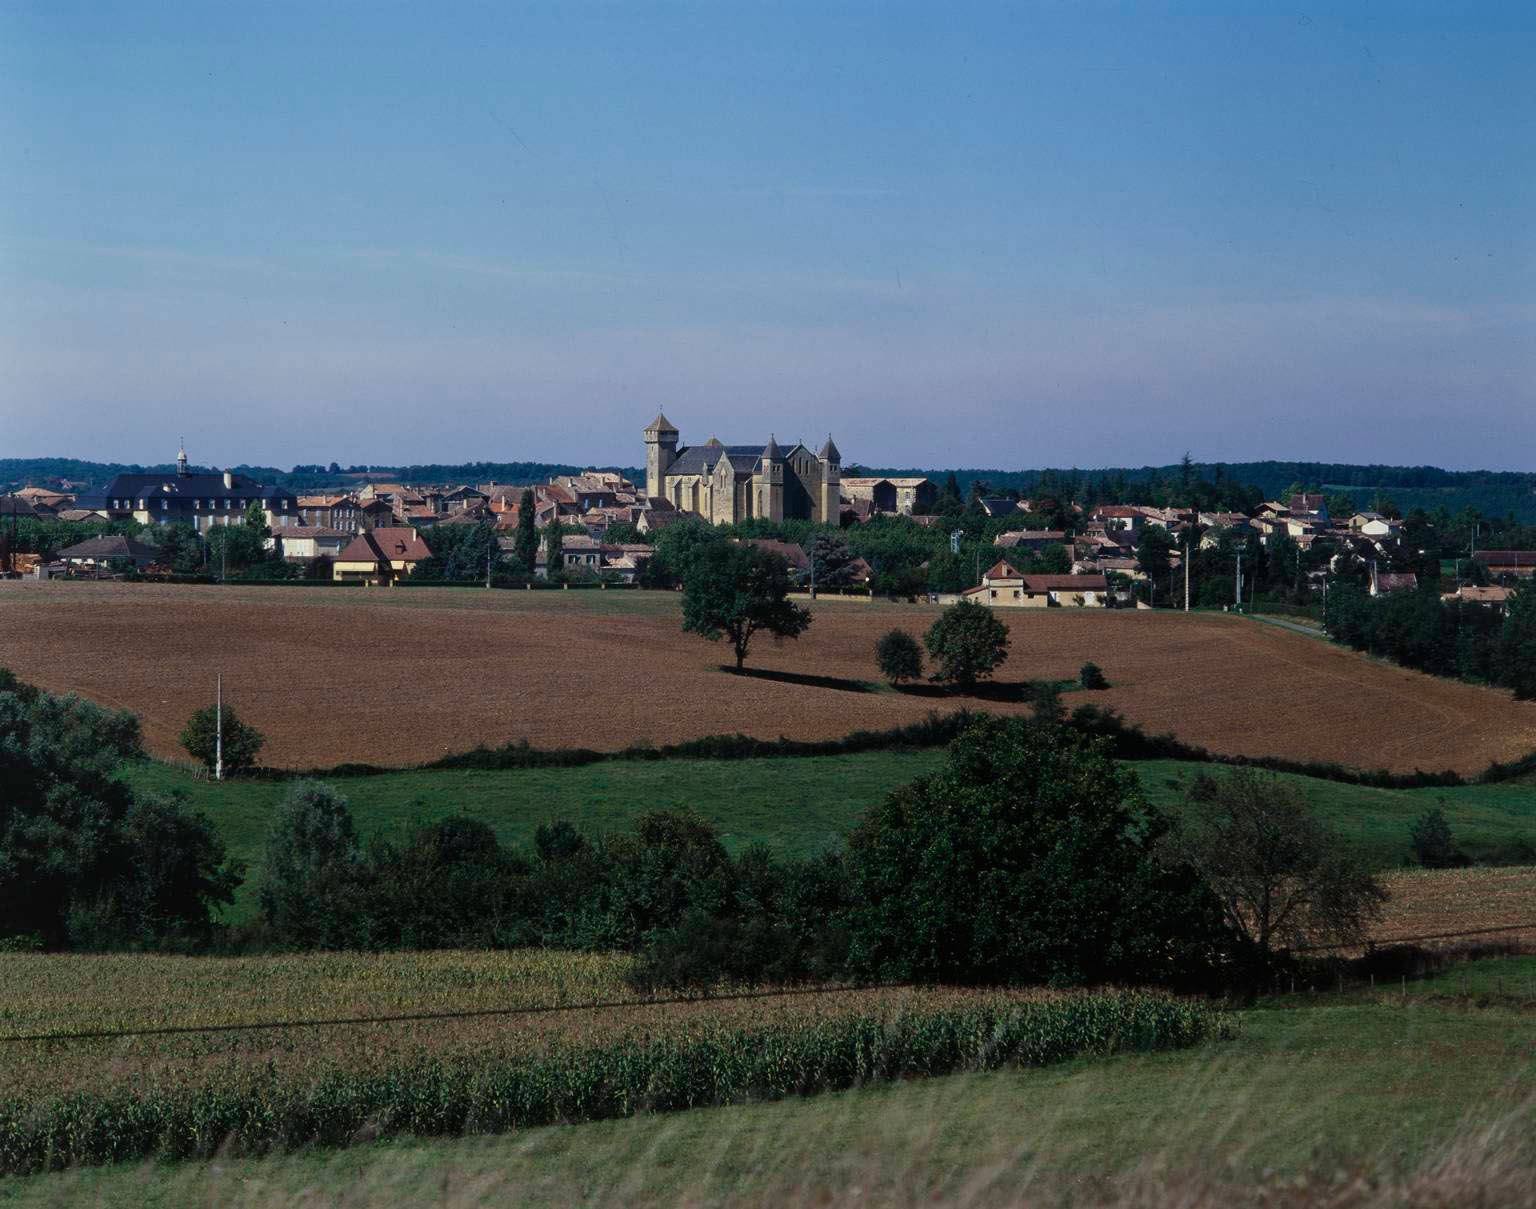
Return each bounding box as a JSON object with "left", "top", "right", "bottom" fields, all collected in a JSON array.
[
  {"left": 127, "top": 752, "right": 1536, "bottom": 922},
  {"left": 3, "top": 956, "right": 1532, "bottom": 1206}
]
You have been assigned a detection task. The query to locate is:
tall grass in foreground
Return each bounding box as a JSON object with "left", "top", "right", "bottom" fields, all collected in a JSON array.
[{"left": 0, "top": 991, "right": 1220, "bottom": 1175}]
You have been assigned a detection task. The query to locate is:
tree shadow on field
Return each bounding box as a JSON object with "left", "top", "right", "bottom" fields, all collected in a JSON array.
[
  {"left": 718, "top": 666, "right": 877, "bottom": 694},
  {"left": 891, "top": 679, "right": 1069, "bottom": 704}
]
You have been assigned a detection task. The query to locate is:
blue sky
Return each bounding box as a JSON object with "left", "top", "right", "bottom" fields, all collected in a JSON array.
[{"left": 2, "top": 1, "right": 1531, "bottom": 471}]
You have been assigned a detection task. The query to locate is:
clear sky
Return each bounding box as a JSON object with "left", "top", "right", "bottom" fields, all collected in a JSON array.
[{"left": 2, "top": 1, "right": 1532, "bottom": 472}]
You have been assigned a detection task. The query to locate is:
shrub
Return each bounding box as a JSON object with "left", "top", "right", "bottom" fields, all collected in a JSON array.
[
  {"left": 875, "top": 629, "right": 923, "bottom": 685},
  {"left": 1408, "top": 803, "right": 1465, "bottom": 868},
  {"left": 923, "top": 600, "right": 1010, "bottom": 692},
  {"left": 1080, "top": 661, "right": 1109, "bottom": 690},
  {"left": 179, "top": 704, "right": 265, "bottom": 776},
  {"left": 845, "top": 715, "right": 1227, "bottom": 987},
  {"left": 257, "top": 782, "right": 365, "bottom": 948}
]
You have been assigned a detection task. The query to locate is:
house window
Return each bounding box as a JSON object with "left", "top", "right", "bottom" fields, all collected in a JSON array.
[
  {"left": 161, "top": 500, "right": 168, "bottom": 511},
  {"left": 139, "top": 499, "right": 146, "bottom": 508},
  {"left": 225, "top": 499, "right": 231, "bottom": 509}
]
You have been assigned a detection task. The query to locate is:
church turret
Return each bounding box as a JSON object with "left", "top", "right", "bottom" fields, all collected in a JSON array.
[
  {"left": 176, "top": 441, "right": 189, "bottom": 478},
  {"left": 817, "top": 434, "right": 841, "bottom": 524},
  {"left": 643, "top": 413, "right": 679, "bottom": 499},
  {"left": 754, "top": 435, "right": 784, "bottom": 521}
]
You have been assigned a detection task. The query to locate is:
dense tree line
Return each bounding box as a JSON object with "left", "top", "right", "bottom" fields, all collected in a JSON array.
[
  {"left": 1325, "top": 582, "right": 1536, "bottom": 698},
  {"left": 0, "top": 669, "right": 1405, "bottom": 994}
]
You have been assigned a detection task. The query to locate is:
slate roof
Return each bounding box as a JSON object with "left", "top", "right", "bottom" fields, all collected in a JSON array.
[
  {"left": 664, "top": 445, "right": 770, "bottom": 477},
  {"left": 56, "top": 535, "right": 161, "bottom": 561}
]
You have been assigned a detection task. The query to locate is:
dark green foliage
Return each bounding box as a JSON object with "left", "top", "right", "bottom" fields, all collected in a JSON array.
[
  {"left": 642, "top": 517, "right": 720, "bottom": 588},
  {"left": 1080, "top": 661, "right": 1109, "bottom": 690},
  {"left": 512, "top": 489, "right": 537, "bottom": 573},
  {"left": 179, "top": 705, "right": 266, "bottom": 776},
  {"left": 1501, "top": 585, "right": 1536, "bottom": 700},
  {"left": 0, "top": 673, "right": 239, "bottom": 948},
  {"left": 875, "top": 629, "right": 923, "bottom": 685},
  {"left": 0, "top": 991, "right": 1219, "bottom": 1175},
  {"left": 1326, "top": 581, "right": 1531, "bottom": 696},
  {"left": 923, "top": 599, "right": 1009, "bottom": 691},
  {"left": 844, "top": 717, "right": 1228, "bottom": 987},
  {"left": 807, "top": 532, "right": 856, "bottom": 588},
  {"left": 544, "top": 524, "right": 564, "bottom": 578},
  {"left": 205, "top": 522, "right": 268, "bottom": 576},
  {"left": 681, "top": 542, "right": 812, "bottom": 670},
  {"left": 257, "top": 782, "right": 364, "bottom": 948},
  {"left": 1408, "top": 804, "right": 1465, "bottom": 869},
  {"left": 68, "top": 794, "right": 243, "bottom": 949},
  {"left": 418, "top": 521, "right": 503, "bottom": 581},
  {"left": 1135, "top": 526, "right": 1175, "bottom": 581}
]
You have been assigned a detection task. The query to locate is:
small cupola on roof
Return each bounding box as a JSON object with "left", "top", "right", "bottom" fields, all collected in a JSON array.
[{"left": 176, "top": 441, "right": 189, "bottom": 477}]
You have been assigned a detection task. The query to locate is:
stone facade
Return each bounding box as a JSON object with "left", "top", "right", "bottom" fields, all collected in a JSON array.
[{"left": 643, "top": 414, "right": 841, "bottom": 525}]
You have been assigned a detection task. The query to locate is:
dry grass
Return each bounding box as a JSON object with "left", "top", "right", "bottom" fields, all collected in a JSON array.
[{"left": 4, "top": 580, "right": 1532, "bottom": 773}]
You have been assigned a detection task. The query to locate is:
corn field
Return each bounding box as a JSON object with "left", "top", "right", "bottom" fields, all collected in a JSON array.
[{"left": 0, "top": 950, "right": 1227, "bottom": 1174}]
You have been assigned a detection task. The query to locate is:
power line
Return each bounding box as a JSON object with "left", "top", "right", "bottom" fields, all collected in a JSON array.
[
  {"left": 0, "top": 981, "right": 911, "bottom": 1046},
  {"left": 1296, "top": 921, "right": 1536, "bottom": 953}
]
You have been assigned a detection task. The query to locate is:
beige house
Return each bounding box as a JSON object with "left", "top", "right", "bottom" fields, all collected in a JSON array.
[
  {"left": 333, "top": 527, "right": 431, "bottom": 583},
  {"left": 964, "top": 560, "right": 1110, "bottom": 608}
]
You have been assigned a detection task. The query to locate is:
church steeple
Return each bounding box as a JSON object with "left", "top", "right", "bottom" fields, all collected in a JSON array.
[{"left": 176, "top": 440, "right": 189, "bottom": 477}]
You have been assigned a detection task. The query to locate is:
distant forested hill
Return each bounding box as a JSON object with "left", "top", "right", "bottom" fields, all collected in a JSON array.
[
  {"left": 6, "top": 455, "right": 1531, "bottom": 518},
  {"left": 860, "top": 461, "right": 1536, "bottom": 520},
  {"left": 0, "top": 459, "right": 642, "bottom": 493}
]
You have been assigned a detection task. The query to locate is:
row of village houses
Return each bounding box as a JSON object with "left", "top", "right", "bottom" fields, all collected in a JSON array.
[{"left": 6, "top": 466, "right": 1533, "bottom": 603}]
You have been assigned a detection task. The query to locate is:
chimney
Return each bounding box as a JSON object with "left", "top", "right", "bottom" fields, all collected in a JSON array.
[{"left": 222, "top": 470, "right": 234, "bottom": 490}]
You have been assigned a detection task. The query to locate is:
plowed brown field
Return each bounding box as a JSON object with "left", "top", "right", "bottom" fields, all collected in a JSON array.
[{"left": 3, "top": 581, "right": 1532, "bottom": 772}]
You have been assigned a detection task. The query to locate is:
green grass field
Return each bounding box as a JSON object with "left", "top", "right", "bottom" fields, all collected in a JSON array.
[
  {"left": 7, "top": 960, "right": 1533, "bottom": 1207},
  {"left": 127, "top": 753, "right": 1536, "bottom": 923}
]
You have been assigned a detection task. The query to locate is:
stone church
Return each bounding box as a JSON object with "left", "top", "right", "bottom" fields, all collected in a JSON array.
[{"left": 644, "top": 414, "right": 842, "bottom": 525}]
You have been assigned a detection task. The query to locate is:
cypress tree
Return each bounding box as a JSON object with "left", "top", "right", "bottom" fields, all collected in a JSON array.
[{"left": 513, "top": 488, "right": 537, "bottom": 574}]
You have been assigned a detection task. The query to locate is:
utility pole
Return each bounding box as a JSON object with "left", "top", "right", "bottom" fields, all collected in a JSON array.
[
  {"left": 1183, "top": 530, "right": 1191, "bottom": 613},
  {"left": 215, "top": 672, "right": 223, "bottom": 783},
  {"left": 1236, "top": 549, "right": 1243, "bottom": 613},
  {"left": 485, "top": 529, "right": 492, "bottom": 589}
]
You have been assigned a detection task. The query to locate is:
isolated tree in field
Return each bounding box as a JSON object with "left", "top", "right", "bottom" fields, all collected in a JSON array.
[
  {"left": 1080, "top": 662, "right": 1109, "bottom": 690},
  {"left": 512, "top": 489, "right": 537, "bottom": 574},
  {"left": 1171, "top": 768, "right": 1386, "bottom": 974},
  {"left": 875, "top": 629, "right": 923, "bottom": 686},
  {"left": 845, "top": 716, "right": 1226, "bottom": 986},
  {"left": 923, "top": 599, "right": 1009, "bottom": 692},
  {"left": 681, "top": 542, "right": 811, "bottom": 671},
  {"left": 1408, "top": 803, "right": 1463, "bottom": 869},
  {"left": 180, "top": 704, "right": 265, "bottom": 776}
]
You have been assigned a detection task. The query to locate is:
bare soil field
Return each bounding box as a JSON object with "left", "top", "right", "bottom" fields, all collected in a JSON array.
[{"left": 3, "top": 581, "right": 1532, "bottom": 772}]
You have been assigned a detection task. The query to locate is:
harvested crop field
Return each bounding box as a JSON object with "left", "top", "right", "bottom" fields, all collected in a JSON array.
[
  {"left": 3, "top": 580, "right": 1532, "bottom": 772},
  {"left": 1375, "top": 865, "right": 1536, "bottom": 947}
]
